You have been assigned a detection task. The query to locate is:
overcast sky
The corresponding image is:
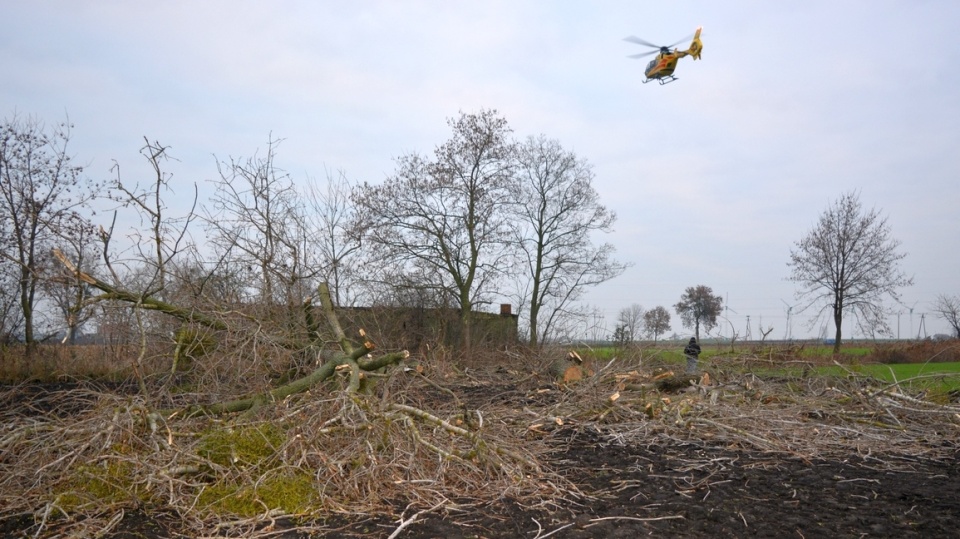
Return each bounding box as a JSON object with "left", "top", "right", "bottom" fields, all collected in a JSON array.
[{"left": 4, "top": 1, "right": 958, "bottom": 340}]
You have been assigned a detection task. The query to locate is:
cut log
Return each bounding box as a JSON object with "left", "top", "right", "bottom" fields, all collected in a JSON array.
[{"left": 549, "top": 350, "right": 590, "bottom": 384}]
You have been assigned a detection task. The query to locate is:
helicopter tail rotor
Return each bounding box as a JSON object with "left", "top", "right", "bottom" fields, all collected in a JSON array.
[{"left": 686, "top": 26, "right": 703, "bottom": 60}]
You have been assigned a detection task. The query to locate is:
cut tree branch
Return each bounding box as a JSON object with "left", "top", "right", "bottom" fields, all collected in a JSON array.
[{"left": 52, "top": 248, "right": 228, "bottom": 331}]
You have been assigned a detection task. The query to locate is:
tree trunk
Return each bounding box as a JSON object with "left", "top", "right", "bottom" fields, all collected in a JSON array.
[
  {"left": 833, "top": 306, "right": 843, "bottom": 354},
  {"left": 528, "top": 302, "right": 539, "bottom": 348},
  {"left": 19, "top": 264, "right": 36, "bottom": 355},
  {"left": 460, "top": 308, "right": 472, "bottom": 353}
]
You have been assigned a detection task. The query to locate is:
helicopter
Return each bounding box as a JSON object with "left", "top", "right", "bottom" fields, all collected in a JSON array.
[{"left": 624, "top": 26, "right": 703, "bottom": 85}]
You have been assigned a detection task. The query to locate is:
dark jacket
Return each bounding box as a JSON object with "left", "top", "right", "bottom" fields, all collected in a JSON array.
[{"left": 683, "top": 338, "right": 701, "bottom": 357}]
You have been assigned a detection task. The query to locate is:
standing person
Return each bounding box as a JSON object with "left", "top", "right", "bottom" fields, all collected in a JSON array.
[{"left": 683, "top": 336, "right": 701, "bottom": 374}]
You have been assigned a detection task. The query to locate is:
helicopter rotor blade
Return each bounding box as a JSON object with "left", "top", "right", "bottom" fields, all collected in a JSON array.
[
  {"left": 665, "top": 32, "right": 696, "bottom": 49},
  {"left": 623, "top": 35, "right": 661, "bottom": 48},
  {"left": 627, "top": 50, "right": 658, "bottom": 59}
]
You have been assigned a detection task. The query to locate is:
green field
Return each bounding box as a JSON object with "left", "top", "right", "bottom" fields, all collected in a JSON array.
[
  {"left": 578, "top": 342, "right": 960, "bottom": 395},
  {"left": 814, "top": 362, "right": 960, "bottom": 393}
]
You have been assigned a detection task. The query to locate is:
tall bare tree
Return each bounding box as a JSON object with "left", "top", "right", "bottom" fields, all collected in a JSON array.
[
  {"left": 932, "top": 294, "right": 960, "bottom": 339},
  {"left": 0, "top": 194, "right": 22, "bottom": 341},
  {"left": 305, "top": 169, "right": 361, "bottom": 307},
  {"left": 352, "top": 109, "right": 516, "bottom": 352},
  {"left": 616, "top": 303, "right": 645, "bottom": 346},
  {"left": 206, "top": 137, "right": 320, "bottom": 315},
  {"left": 0, "top": 115, "right": 99, "bottom": 350},
  {"left": 787, "top": 191, "right": 913, "bottom": 352},
  {"left": 0, "top": 259, "right": 22, "bottom": 343},
  {"left": 643, "top": 305, "right": 672, "bottom": 342},
  {"left": 674, "top": 285, "right": 723, "bottom": 340},
  {"left": 512, "top": 135, "right": 627, "bottom": 347},
  {"left": 106, "top": 139, "right": 198, "bottom": 392},
  {"left": 108, "top": 139, "right": 198, "bottom": 302}
]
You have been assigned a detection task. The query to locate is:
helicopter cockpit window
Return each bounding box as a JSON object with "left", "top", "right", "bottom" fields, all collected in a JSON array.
[{"left": 646, "top": 60, "right": 656, "bottom": 71}]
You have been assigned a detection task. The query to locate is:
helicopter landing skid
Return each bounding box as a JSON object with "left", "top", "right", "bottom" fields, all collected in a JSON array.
[{"left": 643, "top": 75, "right": 677, "bottom": 85}]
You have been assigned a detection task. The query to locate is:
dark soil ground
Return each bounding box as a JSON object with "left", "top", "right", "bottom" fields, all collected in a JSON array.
[
  {"left": 310, "top": 429, "right": 960, "bottom": 538},
  {"left": 3, "top": 376, "right": 960, "bottom": 538}
]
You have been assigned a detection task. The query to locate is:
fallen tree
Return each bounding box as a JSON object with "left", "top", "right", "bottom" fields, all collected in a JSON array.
[
  {"left": 32, "top": 248, "right": 562, "bottom": 537},
  {"left": 55, "top": 248, "right": 408, "bottom": 411}
]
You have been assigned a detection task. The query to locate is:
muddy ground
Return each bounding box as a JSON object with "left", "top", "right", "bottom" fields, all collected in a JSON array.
[
  {"left": 3, "top": 368, "right": 960, "bottom": 538},
  {"left": 427, "top": 431, "right": 960, "bottom": 538}
]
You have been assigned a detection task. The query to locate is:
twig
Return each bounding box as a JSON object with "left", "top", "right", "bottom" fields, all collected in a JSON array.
[
  {"left": 387, "top": 500, "right": 446, "bottom": 539},
  {"left": 691, "top": 417, "right": 779, "bottom": 451},
  {"left": 532, "top": 520, "right": 575, "bottom": 538},
  {"left": 588, "top": 515, "right": 685, "bottom": 524}
]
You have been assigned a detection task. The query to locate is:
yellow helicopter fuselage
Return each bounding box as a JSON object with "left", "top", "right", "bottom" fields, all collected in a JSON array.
[{"left": 644, "top": 53, "right": 682, "bottom": 81}]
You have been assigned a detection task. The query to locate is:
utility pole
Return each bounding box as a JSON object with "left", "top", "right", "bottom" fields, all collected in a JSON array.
[
  {"left": 781, "top": 299, "right": 795, "bottom": 340},
  {"left": 908, "top": 301, "right": 918, "bottom": 339}
]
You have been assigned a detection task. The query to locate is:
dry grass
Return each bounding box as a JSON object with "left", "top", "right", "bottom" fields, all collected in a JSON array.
[{"left": 0, "top": 344, "right": 149, "bottom": 382}]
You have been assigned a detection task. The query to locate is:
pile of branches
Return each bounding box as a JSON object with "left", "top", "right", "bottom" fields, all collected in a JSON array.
[
  {"left": 0, "top": 366, "right": 575, "bottom": 538},
  {"left": 538, "top": 355, "right": 960, "bottom": 467},
  {"left": 0, "top": 256, "right": 577, "bottom": 537}
]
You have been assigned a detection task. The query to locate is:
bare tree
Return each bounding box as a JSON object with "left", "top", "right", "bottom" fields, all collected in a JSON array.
[
  {"left": 758, "top": 320, "right": 775, "bottom": 343},
  {"left": 168, "top": 256, "right": 246, "bottom": 309},
  {"left": 109, "top": 139, "right": 198, "bottom": 296},
  {"left": 106, "top": 139, "right": 198, "bottom": 392},
  {"left": 0, "top": 261, "right": 22, "bottom": 343},
  {"left": 643, "top": 305, "right": 671, "bottom": 343},
  {"left": 0, "top": 182, "right": 22, "bottom": 342},
  {"left": 932, "top": 294, "right": 960, "bottom": 338},
  {"left": 512, "top": 135, "right": 627, "bottom": 347},
  {"left": 352, "top": 109, "right": 516, "bottom": 352},
  {"left": 205, "top": 136, "right": 321, "bottom": 320},
  {"left": 616, "top": 304, "right": 645, "bottom": 346},
  {"left": 42, "top": 220, "right": 101, "bottom": 344},
  {"left": 611, "top": 324, "right": 631, "bottom": 348},
  {"left": 674, "top": 285, "right": 723, "bottom": 340},
  {"left": 787, "top": 191, "right": 913, "bottom": 353},
  {"left": 0, "top": 114, "right": 100, "bottom": 351},
  {"left": 305, "top": 169, "right": 361, "bottom": 307}
]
